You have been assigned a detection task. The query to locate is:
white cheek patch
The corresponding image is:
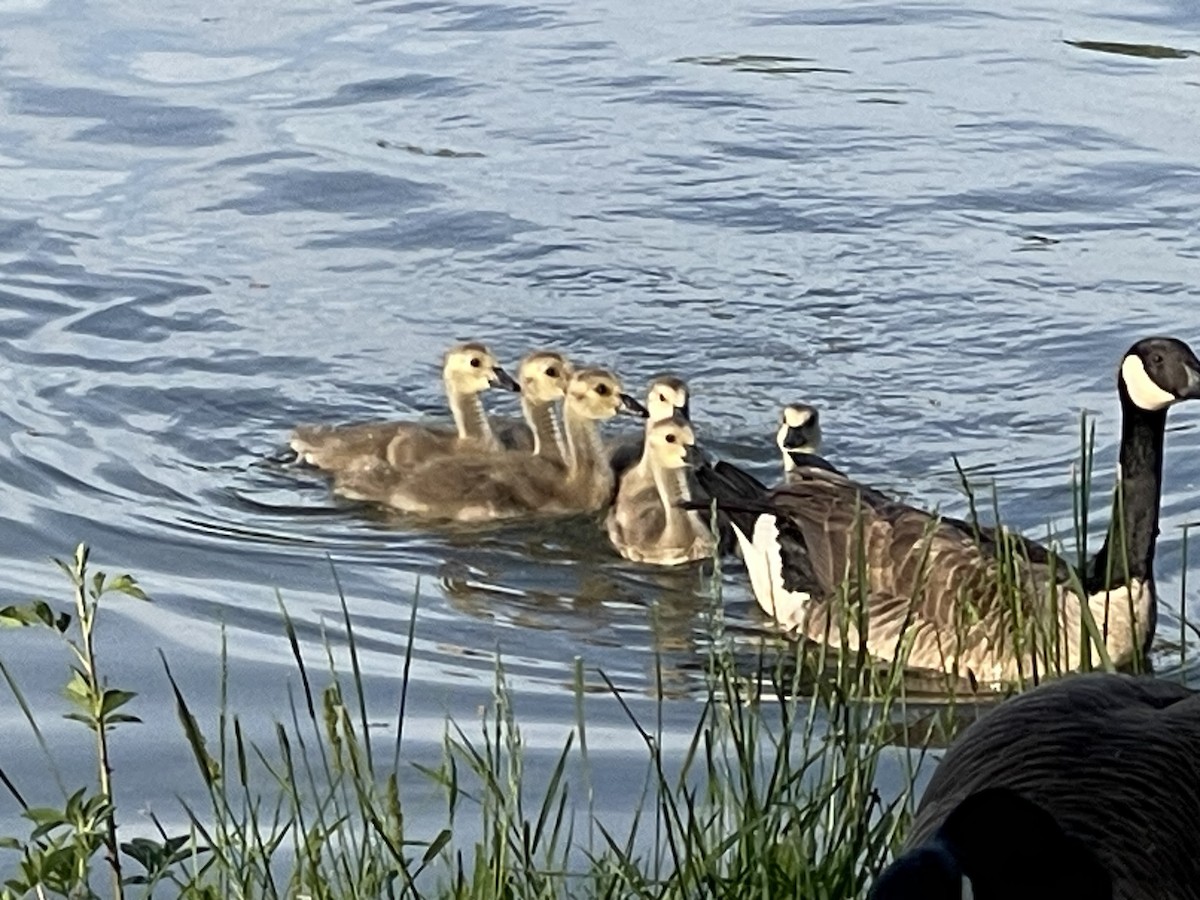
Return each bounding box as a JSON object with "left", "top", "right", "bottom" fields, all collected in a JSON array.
[
  {"left": 783, "top": 406, "right": 813, "bottom": 428},
  {"left": 1122, "top": 355, "right": 1176, "bottom": 411},
  {"left": 961, "top": 874, "right": 975, "bottom": 900}
]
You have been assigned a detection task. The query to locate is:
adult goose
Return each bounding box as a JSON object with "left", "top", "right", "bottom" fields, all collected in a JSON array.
[
  {"left": 334, "top": 368, "right": 647, "bottom": 522},
  {"left": 289, "top": 341, "right": 520, "bottom": 473},
  {"left": 606, "top": 415, "right": 716, "bottom": 565},
  {"left": 871, "top": 671, "right": 1200, "bottom": 899},
  {"left": 694, "top": 337, "right": 1200, "bottom": 683}
]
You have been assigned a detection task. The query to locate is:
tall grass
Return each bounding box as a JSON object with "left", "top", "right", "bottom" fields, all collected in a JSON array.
[{"left": 0, "top": 543, "right": 936, "bottom": 899}]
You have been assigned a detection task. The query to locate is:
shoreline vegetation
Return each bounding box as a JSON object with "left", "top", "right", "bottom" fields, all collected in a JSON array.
[{"left": 0, "top": 425, "right": 1190, "bottom": 899}]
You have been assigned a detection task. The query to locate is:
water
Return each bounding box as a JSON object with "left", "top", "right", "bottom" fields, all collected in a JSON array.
[{"left": 2, "top": 0, "right": 1200, "bottom": 860}]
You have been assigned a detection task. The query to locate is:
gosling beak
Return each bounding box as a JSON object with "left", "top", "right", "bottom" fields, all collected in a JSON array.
[
  {"left": 683, "top": 443, "right": 710, "bottom": 468},
  {"left": 618, "top": 393, "right": 650, "bottom": 418},
  {"left": 491, "top": 366, "right": 521, "bottom": 392}
]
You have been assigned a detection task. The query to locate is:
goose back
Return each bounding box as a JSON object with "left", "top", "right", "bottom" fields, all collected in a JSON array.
[{"left": 901, "top": 672, "right": 1200, "bottom": 899}]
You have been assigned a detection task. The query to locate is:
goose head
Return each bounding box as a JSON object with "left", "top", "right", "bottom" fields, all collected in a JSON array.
[
  {"left": 776, "top": 403, "right": 822, "bottom": 455},
  {"left": 518, "top": 350, "right": 573, "bottom": 404},
  {"left": 645, "top": 415, "right": 697, "bottom": 470},
  {"left": 644, "top": 375, "right": 690, "bottom": 422},
  {"left": 442, "top": 342, "right": 520, "bottom": 395},
  {"left": 1119, "top": 337, "right": 1200, "bottom": 412},
  {"left": 868, "top": 788, "right": 1112, "bottom": 900},
  {"left": 566, "top": 368, "right": 649, "bottom": 420}
]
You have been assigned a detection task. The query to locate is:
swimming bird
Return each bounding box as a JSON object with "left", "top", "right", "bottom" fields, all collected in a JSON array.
[
  {"left": 694, "top": 337, "right": 1200, "bottom": 683},
  {"left": 873, "top": 671, "right": 1200, "bottom": 899},
  {"left": 608, "top": 375, "right": 691, "bottom": 483},
  {"left": 333, "top": 368, "right": 648, "bottom": 521},
  {"left": 606, "top": 415, "right": 716, "bottom": 565},
  {"left": 289, "top": 342, "right": 520, "bottom": 473}
]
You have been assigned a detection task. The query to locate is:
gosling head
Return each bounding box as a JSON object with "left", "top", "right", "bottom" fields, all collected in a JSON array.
[
  {"left": 1119, "top": 336, "right": 1200, "bottom": 412},
  {"left": 868, "top": 788, "right": 1112, "bottom": 900},
  {"left": 566, "top": 368, "right": 649, "bottom": 421},
  {"left": 442, "top": 342, "right": 520, "bottom": 394},
  {"left": 646, "top": 415, "right": 696, "bottom": 470},
  {"left": 775, "top": 402, "right": 823, "bottom": 474},
  {"left": 644, "top": 375, "right": 690, "bottom": 422},
  {"left": 518, "top": 350, "right": 573, "bottom": 404}
]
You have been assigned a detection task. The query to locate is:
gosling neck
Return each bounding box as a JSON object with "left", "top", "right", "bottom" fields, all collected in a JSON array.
[
  {"left": 651, "top": 460, "right": 702, "bottom": 545},
  {"left": 523, "top": 396, "right": 565, "bottom": 464},
  {"left": 447, "top": 380, "right": 496, "bottom": 447}
]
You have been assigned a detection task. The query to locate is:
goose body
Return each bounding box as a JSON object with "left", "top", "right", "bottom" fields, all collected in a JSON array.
[
  {"left": 289, "top": 342, "right": 520, "bottom": 473},
  {"left": 334, "top": 368, "right": 647, "bottom": 521},
  {"left": 873, "top": 671, "right": 1200, "bottom": 899},
  {"left": 606, "top": 415, "right": 715, "bottom": 565},
  {"left": 695, "top": 338, "right": 1200, "bottom": 683}
]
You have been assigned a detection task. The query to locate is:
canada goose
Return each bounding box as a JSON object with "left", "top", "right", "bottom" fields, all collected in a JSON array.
[
  {"left": 693, "top": 337, "right": 1200, "bottom": 683},
  {"left": 776, "top": 402, "right": 843, "bottom": 478},
  {"left": 874, "top": 671, "right": 1200, "bottom": 899},
  {"left": 608, "top": 375, "right": 691, "bottom": 482},
  {"left": 289, "top": 341, "right": 520, "bottom": 473},
  {"left": 333, "top": 368, "right": 648, "bottom": 521},
  {"left": 493, "top": 350, "right": 573, "bottom": 464},
  {"left": 869, "top": 786, "right": 1112, "bottom": 899},
  {"left": 605, "top": 415, "right": 716, "bottom": 565}
]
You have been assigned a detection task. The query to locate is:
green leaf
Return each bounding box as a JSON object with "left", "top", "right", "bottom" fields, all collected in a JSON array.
[
  {"left": 422, "top": 828, "right": 451, "bottom": 864},
  {"left": 106, "top": 574, "right": 149, "bottom": 601},
  {"left": 22, "top": 807, "right": 66, "bottom": 826},
  {"left": 63, "top": 712, "right": 98, "bottom": 731},
  {"left": 0, "top": 838, "right": 20, "bottom": 850},
  {"left": 99, "top": 689, "right": 137, "bottom": 718},
  {"left": 106, "top": 713, "right": 142, "bottom": 726}
]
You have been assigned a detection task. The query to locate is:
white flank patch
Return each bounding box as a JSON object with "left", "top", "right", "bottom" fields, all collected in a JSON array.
[
  {"left": 1122, "top": 355, "right": 1175, "bottom": 411},
  {"left": 734, "top": 515, "right": 811, "bottom": 626}
]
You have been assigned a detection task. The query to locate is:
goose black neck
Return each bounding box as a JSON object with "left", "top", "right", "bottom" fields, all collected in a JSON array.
[{"left": 1088, "top": 387, "right": 1167, "bottom": 590}]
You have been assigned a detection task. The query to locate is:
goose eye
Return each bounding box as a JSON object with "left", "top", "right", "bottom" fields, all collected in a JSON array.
[
  {"left": 665, "top": 433, "right": 677, "bottom": 443},
  {"left": 596, "top": 384, "right": 610, "bottom": 397},
  {"left": 546, "top": 367, "right": 558, "bottom": 378},
  {"left": 470, "top": 358, "right": 482, "bottom": 368},
  {"left": 1152, "top": 353, "right": 1164, "bottom": 366}
]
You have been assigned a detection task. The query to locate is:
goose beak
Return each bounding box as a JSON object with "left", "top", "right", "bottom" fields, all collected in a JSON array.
[
  {"left": 618, "top": 393, "right": 650, "bottom": 418},
  {"left": 491, "top": 366, "right": 521, "bottom": 392}
]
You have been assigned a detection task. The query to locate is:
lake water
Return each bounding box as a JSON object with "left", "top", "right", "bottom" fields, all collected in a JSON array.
[{"left": 2, "top": 0, "right": 1200, "bottom": 868}]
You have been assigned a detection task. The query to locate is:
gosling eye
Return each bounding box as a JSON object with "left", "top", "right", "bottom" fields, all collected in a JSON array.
[
  {"left": 665, "top": 433, "right": 677, "bottom": 444},
  {"left": 470, "top": 358, "right": 482, "bottom": 368},
  {"left": 596, "top": 384, "right": 610, "bottom": 397},
  {"left": 546, "top": 367, "right": 558, "bottom": 378},
  {"left": 657, "top": 393, "right": 667, "bottom": 403}
]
